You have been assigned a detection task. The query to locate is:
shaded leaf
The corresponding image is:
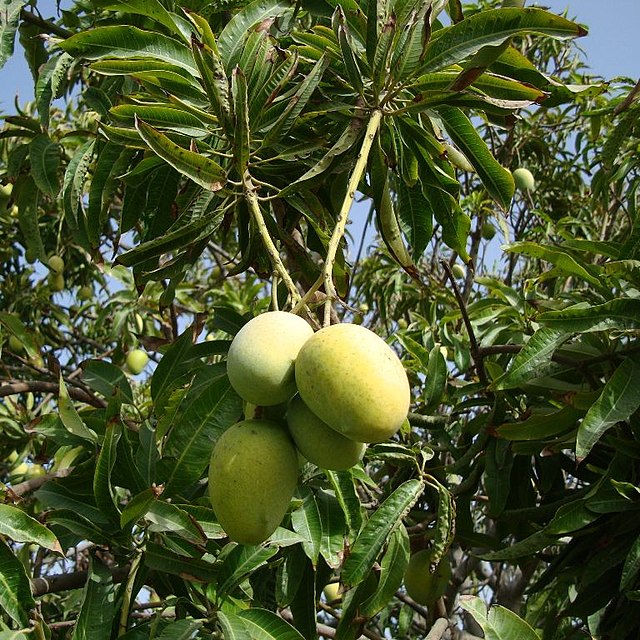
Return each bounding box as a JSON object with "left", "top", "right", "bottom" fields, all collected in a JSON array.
[
  {"left": 460, "top": 595, "right": 540, "bottom": 640},
  {"left": 0, "top": 505, "right": 61, "bottom": 553},
  {"left": 0, "top": 539, "right": 35, "bottom": 628}
]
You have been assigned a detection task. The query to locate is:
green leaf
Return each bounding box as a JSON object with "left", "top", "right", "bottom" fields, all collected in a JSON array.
[
  {"left": 342, "top": 479, "right": 424, "bottom": 587},
  {"left": 429, "top": 478, "right": 456, "bottom": 565},
  {"left": 291, "top": 487, "right": 322, "bottom": 566},
  {"left": 145, "top": 501, "right": 206, "bottom": 544},
  {"left": 102, "top": 0, "right": 192, "bottom": 41},
  {"left": 544, "top": 501, "right": 599, "bottom": 535},
  {"left": 71, "top": 556, "right": 117, "bottom": 640},
  {"left": 497, "top": 405, "right": 583, "bottom": 441},
  {"left": 325, "top": 469, "right": 363, "bottom": 535},
  {"left": 435, "top": 105, "right": 514, "bottom": 209},
  {"left": 61, "top": 139, "right": 95, "bottom": 243},
  {"left": 621, "top": 535, "right": 640, "bottom": 591},
  {"left": 59, "top": 26, "right": 197, "bottom": 74},
  {"left": 58, "top": 376, "right": 98, "bottom": 443},
  {"left": 504, "top": 242, "right": 602, "bottom": 287},
  {"left": 217, "top": 0, "right": 294, "bottom": 72},
  {"left": 0, "top": 313, "right": 39, "bottom": 361},
  {"left": 538, "top": 298, "right": 640, "bottom": 333},
  {"left": 0, "top": 505, "right": 61, "bottom": 553},
  {"left": 460, "top": 595, "right": 540, "bottom": 640},
  {"left": 16, "top": 175, "right": 46, "bottom": 262},
  {"left": 82, "top": 359, "right": 133, "bottom": 404},
  {"left": 156, "top": 620, "right": 204, "bottom": 640},
  {"left": 110, "top": 104, "right": 210, "bottom": 137},
  {"left": 135, "top": 117, "right": 225, "bottom": 191},
  {"left": 576, "top": 358, "right": 640, "bottom": 460},
  {"left": 426, "top": 187, "right": 470, "bottom": 261},
  {"left": 160, "top": 368, "right": 242, "bottom": 496},
  {"left": 45, "top": 509, "right": 113, "bottom": 546},
  {"left": 143, "top": 542, "right": 218, "bottom": 583},
  {"left": 482, "top": 530, "right": 555, "bottom": 561},
  {"left": 0, "top": 539, "right": 35, "bottom": 628},
  {"left": 231, "top": 66, "right": 250, "bottom": 174},
  {"left": 424, "top": 345, "right": 448, "bottom": 411},
  {"left": 217, "top": 545, "right": 279, "bottom": 598},
  {"left": 490, "top": 328, "right": 569, "bottom": 391},
  {"left": 29, "top": 134, "right": 60, "bottom": 197},
  {"left": 218, "top": 611, "right": 251, "bottom": 640},
  {"left": 93, "top": 422, "right": 122, "bottom": 521},
  {"left": 422, "top": 8, "right": 587, "bottom": 74},
  {"left": 396, "top": 179, "right": 433, "bottom": 260},
  {"left": 237, "top": 609, "right": 305, "bottom": 640},
  {"left": 0, "top": 0, "right": 24, "bottom": 69},
  {"left": 359, "top": 524, "right": 410, "bottom": 617},
  {"left": 316, "top": 489, "right": 347, "bottom": 569}
]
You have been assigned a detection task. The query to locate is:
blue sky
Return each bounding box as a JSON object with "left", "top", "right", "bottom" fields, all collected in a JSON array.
[{"left": 0, "top": 0, "right": 637, "bottom": 109}]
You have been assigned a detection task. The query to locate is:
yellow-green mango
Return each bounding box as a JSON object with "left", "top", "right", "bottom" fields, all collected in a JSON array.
[
  {"left": 295, "top": 323, "right": 410, "bottom": 443},
  {"left": 286, "top": 395, "right": 366, "bottom": 470},
  {"left": 226, "top": 311, "right": 313, "bottom": 406},
  {"left": 403, "top": 549, "right": 451, "bottom": 606},
  {"left": 512, "top": 167, "right": 535, "bottom": 191},
  {"left": 208, "top": 419, "right": 298, "bottom": 545}
]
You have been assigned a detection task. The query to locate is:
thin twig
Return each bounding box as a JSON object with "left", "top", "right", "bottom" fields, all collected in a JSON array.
[
  {"left": 0, "top": 380, "right": 105, "bottom": 408},
  {"left": 440, "top": 260, "right": 488, "bottom": 386},
  {"left": 20, "top": 9, "right": 73, "bottom": 38},
  {"left": 613, "top": 77, "right": 640, "bottom": 115}
]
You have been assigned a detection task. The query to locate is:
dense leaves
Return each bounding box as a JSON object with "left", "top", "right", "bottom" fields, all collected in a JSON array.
[{"left": 0, "top": 0, "right": 639, "bottom": 639}]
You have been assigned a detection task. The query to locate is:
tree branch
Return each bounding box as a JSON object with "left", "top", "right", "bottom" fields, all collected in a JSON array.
[
  {"left": 425, "top": 618, "right": 450, "bottom": 640},
  {"left": 0, "top": 380, "right": 105, "bottom": 408},
  {"left": 613, "top": 77, "right": 640, "bottom": 115},
  {"left": 31, "top": 566, "right": 130, "bottom": 597},
  {"left": 19, "top": 9, "right": 73, "bottom": 38}
]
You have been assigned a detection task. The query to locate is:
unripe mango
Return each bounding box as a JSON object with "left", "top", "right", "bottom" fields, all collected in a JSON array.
[
  {"left": 209, "top": 419, "right": 298, "bottom": 545},
  {"left": 512, "top": 167, "right": 535, "bottom": 191},
  {"left": 286, "top": 395, "right": 365, "bottom": 470},
  {"left": 126, "top": 349, "right": 148, "bottom": 375},
  {"left": 48, "top": 255, "right": 64, "bottom": 273},
  {"left": 404, "top": 550, "right": 451, "bottom": 606},
  {"left": 226, "top": 311, "right": 313, "bottom": 406},
  {"left": 295, "top": 323, "right": 410, "bottom": 443}
]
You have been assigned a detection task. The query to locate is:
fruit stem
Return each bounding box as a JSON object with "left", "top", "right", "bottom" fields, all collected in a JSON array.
[
  {"left": 321, "top": 109, "right": 382, "bottom": 326},
  {"left": 243, "top": 170, "right": 302, "bottom": 307}
]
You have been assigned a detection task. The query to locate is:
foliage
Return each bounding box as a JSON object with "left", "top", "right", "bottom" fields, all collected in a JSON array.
[{"left": 0, "top": 0, "right": 639, "bottom": 638}]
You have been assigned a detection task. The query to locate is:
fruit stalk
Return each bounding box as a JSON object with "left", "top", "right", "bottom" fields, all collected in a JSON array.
[
  {"left": 321, "top": 109, "right": 382, "bottom": 326},
  {"left": 243, "top": 170, "right": 302, "bottom": 307}
]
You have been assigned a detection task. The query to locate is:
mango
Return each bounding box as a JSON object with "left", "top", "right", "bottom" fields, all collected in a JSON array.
[
  {"left": 48, "top": 255, "right": 65, "bottom": 273},
  {"left": 226, "top": 311, "right": 313, "bottom": 406},
  {"left": 403, "top": 549, "right": 451, "bottom": 606},
  {"left": 208, "top": 419, "right": 298, "bottom": 545},
  {"left": 295, "top": 323, "right": 410, "bottom": 443},
  {"left": 126, "top": 349, "right": 148, "bottom": 375},
  {"left": 512, "top": 167, "right": 535, "bottom": 191},
  {"left": 286, "top": 395, "right": 365, "bottom": 470}
]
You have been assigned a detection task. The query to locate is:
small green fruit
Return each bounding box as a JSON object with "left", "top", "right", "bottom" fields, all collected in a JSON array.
[
  {"left": 0, "top": 183, "right": 13, "bottom": 198},
  {"left": 209, "top": 419, "right": 298, "bottom": 545},
  {"left": 48, "top": 255, "right": 65, "bottom": 273},
  {"left": 8, "top": 335, "right": 24, "bottom": 353},
  {"left": 286, "top": 395, "right": 366, "bottom": 470},
  {"left": 295, "top": 323, "right": 410, "bottom": 443},
  {"left": 397, "top": 318, "right": 408, "bottom": 330},
  {"left": 12, "top": 462, "right": 30, "bottom": 476},
  {"left": 512, "top": 167, "right": 535, "bottom": 192},
  {"left": 10, "top": 205, "right": 18, "bottom": 218},
  {"left": 451, "top": 263, "right": 466, "bottom": 279},
  {"left": 49, "top": 273, "right": 65, "bottom": 292},
  {"left": 323, "top": 582, "right": 341, "bottom": 603},
  {"left": 404, "top": 550, "right": 451, "bottom": 606},
  {"left": 481, "top": 222, "right": 496, "bottom": 240},
  {"left": 126, "top": 349, "right": 148, "bottom": 375},
  {"left": 227, "top": 311, "right": 314, "bottom": 406},
  {"left": 78, "top": 285, "right": 92, "bottom": 301}
]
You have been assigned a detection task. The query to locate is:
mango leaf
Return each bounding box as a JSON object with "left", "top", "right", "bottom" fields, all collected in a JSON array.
[
  {"left": 396, "top": 179, "right": 433, "bottom": 260},
  {"left": 16, "top": 175, "right": 46, "bottom": 262},
  {"left": 538, "top": 298, "right": 640, "bottom": 333},
  {"left": 291, "top": 487, "right": 322, "bottom": 566},
  {"left": 145, "top": 501, "right": 207, "bottom": 544},
  {"left": 93, "top": 421, "right": 122, "bottom": 521},
  {"left": 427, "top": 186, "right": 470, "bottom": 261},
  {"left": 316, "top": 489, "right": 347, "bottom": 569},
  {"left": 218, "top": 611, "right": 252, "bottom": 640},
  {"left": 460, "top": 595, "right": 540, "bottom": 640},
  {"left": 29, "top": 134, "right": 60, "bottom": 196},
  {"left": 0, "top": 504, "right": 61, "bottom": 553},
  {"left": 490, "top": 328, "right": 569, "bottom": 391},
  {"left": 359, "top": 525, "right": 410, "bottom": 618},
  {"left": 81, "top": 359, "right": 133, "bottom": 403},
  {"left": 135, "top": 117, "right": 225, "bottom": 191},
  {"left": 0, "top": 539, "right": 35, "bottom": 628},
  {"left": 544, "top": 501, "right": 599, "bottom": 535},
  {"left": 576, "top": 358, "right": 640, "bottom": 460},
  {"left": 424, "top": 345, "right": 448, "bottom": 411},
  {"left": 422, "top": 8, "right": 587, "bottom": 74},
  {"left": 217, "top": 545, "right": 279, "bottom": 597},
  {"left": 504, "top": 242, "right": 602, "bottom": 287},
  {"left": 325, "top": 469, "right": 363, "bottom": 535},
  {"left": 217, "top": 0, "right": 294, "bottom": 71},
  {"left": 143, "top": 542, "right": 218, "bottom": 582},
  {"left": 0, "top": 311, "right": 40, "bottom": 360},
  {"left": 71, "top": 556, "right": 117, "bottom": 640},
  {"left": 435, "top": 105, "right": 514, "bottom": 209},
  {"left": 59, "top": 26, "right": 197, "bottom": 74},
  {"left": 497, "top": 405, "right": 583, "bottom": 441},
  {"left": 482, "top": 530, "right": 556, "bottom": 561},
  {"left": 621, "top": 535, "right": 640, "bottom": 591},
  {"left": 58, "top": 376, "right": 98, "bottom": 443},
  {"left": 220, "top": 609, "right": 304, "bottom": 640},
  {"left": 102, "top": 0, "right": 192, "bottom": 41},
  {"left": 160, "top": 368, "right": 242, "bottom": 496},
  {"left": 45, "top": 509, "right": 113, "bottom": 546},
  {"left": 156, "top": 620, "right": 204, "bottom": 640},
  {"left": 342, "top": 479, "right": 424, "bottom": 587},
  {"left": 0, "top": 0, "right": 24, "bottom": 69}
]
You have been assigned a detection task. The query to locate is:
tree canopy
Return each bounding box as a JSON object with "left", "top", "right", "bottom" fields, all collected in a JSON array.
[{"left": 1, "top": 0, "right": 639, "bottom": 638}]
